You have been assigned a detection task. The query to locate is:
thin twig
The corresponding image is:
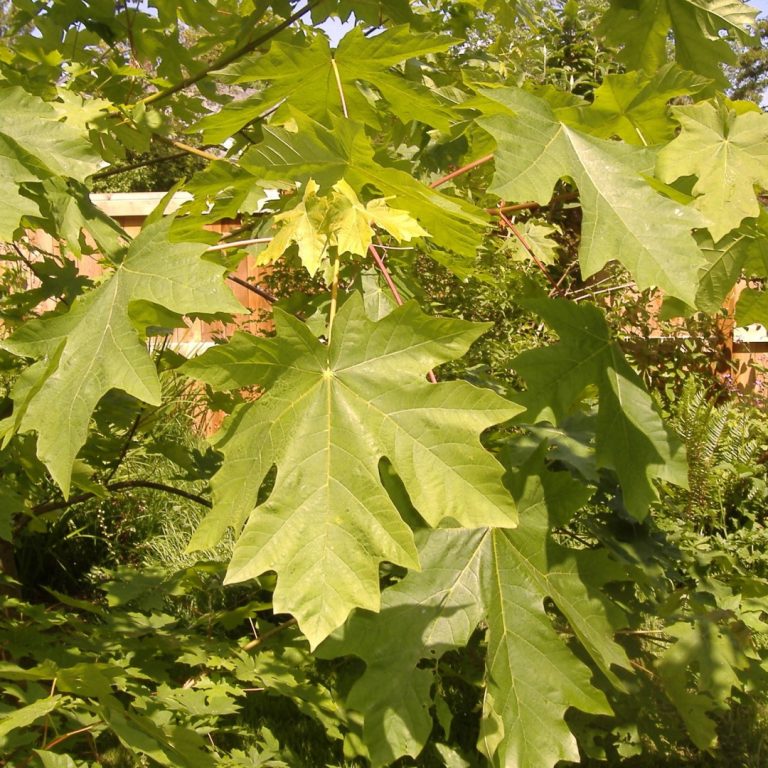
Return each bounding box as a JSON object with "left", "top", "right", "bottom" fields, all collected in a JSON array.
[
  {"left": 430, "top": 154, "right": 493, "bottom": 189},
  {"left": 486, "top": 191, "right": 578, "bottom": 215},
  {"left": 155, "top": 135, "right": 222, "bottom": 163},
  {"left": 208, "top": 237, "right": 272, "bottom": 252},
  {"left": 227, "top": 273, "right": 276, "bottom": 303},
  {"left": 242, "top": 617, "right": 298, "bottom": 651},
  {"left": 327, "top": 253, "right": 341, "bottom": 344},
  {"left": 498, "top": 209, "right": 560, "bottom": 292},
  {"left": 31, "top": 480, "right": 212, "bottom": 517},
  {"left": 42, "top": 725, "right": 97, "bottom": 751},
  {"left": 140, "top": 2, "right": 319, "bottom": 107},
  {"left": 91, "top": 151, "right": 190, "bottom": 181}
]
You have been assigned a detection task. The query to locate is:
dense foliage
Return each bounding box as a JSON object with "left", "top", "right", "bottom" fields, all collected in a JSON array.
[{"left": 1, "top": 1, "right": 768, "bottom": 766}]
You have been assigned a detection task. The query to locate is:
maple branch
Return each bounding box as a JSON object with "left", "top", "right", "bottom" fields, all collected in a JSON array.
[
  {"left": 140, "top": 2, "right": 319, "bottom": 107},
  {"left": 430, "top": 154, "right": 493, "bottom": 189},
  {"left": 91, "top": 150, "right": 189, "bottom": 181},
  {"left": 30, "top": 481, "right": 212, "bottom": 517},
  {"left": 42, "top": 725, "right": 97, "bottom": 752},
  {"left": 497, "top": 209, "right": 560, "bottom": 293},
  {"left": 368, "top": 242, "right": 404, "bottom": 305},
  {"left": 242, "top": 617, "right": 298, "bottom": 651},
  {"left": 486, "top": 191, "right": 578, "bottom": 215},
  {"left": 227, "top": 273, "right": 277, "bottom": 303},
  {"left": 155, "top": 135, "right": 223, "bottom": 163},
  {"left": 208, "top": 237, "right": 273, "bottom": 252}
]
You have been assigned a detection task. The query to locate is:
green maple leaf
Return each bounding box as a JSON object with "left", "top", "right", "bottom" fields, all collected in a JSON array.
[
  {"left": 599, "top": 0, "right": 758, "bottom": 87},
  {"left": 477, "top": 88, "right": 705, "bottom": 306},
  {"left": 320, "top": 446, "right": 630, "bottom": 768},
  {"left": 735, "top": 288, "right": 768, "bottom": 327},
  {"left": 241, "top": 110, "right": 487, "bottom": 260},
  {"left": 182, "top": 295, "right": 520, "bottom": 647},
  {"left": 658, "top": 612, "right": 752, "bottom": 749},
  {"left": 0, "top": 86, "right": 103, "bottom": 240},
  {"left": 567, "top": 64, "right": 711, "bottom": 146},
  {"left": 198, "top": 25, "right": 455, "bottom": 142},
  {"left": 657, "top": 100, "right": 768, "bottom": 241},
  {"left": 695, "top": 227, "right": 761, "bottom": 313},
  {"left": 511, "top": 297, "right": 687, "bottom": 519},
  {"left": 1, "top": 219, "right": 242, "bottom": 495}
]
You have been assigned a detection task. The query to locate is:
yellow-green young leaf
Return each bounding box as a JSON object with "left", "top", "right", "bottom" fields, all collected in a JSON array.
[
  {"left": 241, "top": 110, "right": 487, "bottom": 262},
  {"left": 182, "top": 295, "right": 520, "bottom": 647},
  {"left": 657, "top": 100, "right": 768, "bottom": 241},
  {"left": 320, "top": 447, "right": 629, "bottom": 768},
  {"left": 260, "top": 178, "right": 429, "bottom": 275},
  {"left": 477, "top": 88, "right": 706, "bottom": 306},
  {"left": 331, "top": 179, "right": 429, "bottom": 256},
  {"left": 365, "top": 196, "right": 430, "bottom": 243},
  {"left": 1, "top": 218, "right": 242, "bottom": 495},
  {"left": 259, "top": 179, "right": 332, "bottom": 274}
]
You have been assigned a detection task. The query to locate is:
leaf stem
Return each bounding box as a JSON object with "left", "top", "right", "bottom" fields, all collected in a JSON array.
[
  {"left": 30, "top": 480, "right": 212, "bottom": 518},
  {"left": 42, "top": 725, "right": 97, "bottom": 751},
  {"left": 368, "top": 242, "right": 404, "bottom": 306},
  {"left": 330, "top": 57, "right": 349, "bottom": 118},
  {"left": 91, "top": 150, "right": 190, "bottom": 181},
  {"left": 497, "top": 209, "right": 560, "bottom": 293},
  {"left": 327, "top": 251, "right": 341, "bottom": 344},
  {"left": 140, "top": 2, "right": 320, "bottom": 107},
  {"left": 208, "top": 238, "right": 273, "bottom": 252},
  {"left": 155, "top": 135, "right": 222, "bottom": 163},
  {"left": 430, "top": 154, "right": 493, "bottom": 189},
  {"left": 227, "top": 273, "right": 277, "bottom": 303},
  {"left": 242, "top": 617, "right": 298, "bottom": 651}
]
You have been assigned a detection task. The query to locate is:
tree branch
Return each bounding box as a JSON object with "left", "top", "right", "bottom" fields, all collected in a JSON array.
[
  {"left": 227, "top": 273, "right": 277, "bottom": 303},
  {"left": 91, "top": 150, "right": 190, "bottom": 181},
  {"left": 242, "top": 617, "right": 298, "bottom": 651},
  {"left": 430, "top": 154, "right": 494, "bottom": 189},
  {"left": 31, "top": 481, "right": 212, "bottom": 517},
  {"left": 154, "top": 135, "right": 223, "bottom": 163},
  {"left": 497, "top": 209, "right": 560, "bottom": 293},
  {"left": 140, "top": 2, "right": 320, "bottom": 107}
]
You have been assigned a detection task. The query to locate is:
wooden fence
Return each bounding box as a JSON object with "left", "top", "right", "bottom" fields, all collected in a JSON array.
[
  {"left": 9, "top": 192, "right": 768, "bottom": 395},
  {"left": 19, "top": 192, "right": 272, "bottom": 355}
]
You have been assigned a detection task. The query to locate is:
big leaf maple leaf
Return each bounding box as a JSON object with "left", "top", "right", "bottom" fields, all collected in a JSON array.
[
  {"left": 599, "top": 0, "right": 757, "bottom": 87},
  {"left": 0, "top": 86, "right": 103, "bottom": 240},
  {"left": 1, "top": 219, "right": 243, "bottom": 495},
  {"left": 511, "top": 297, "right": 687, "bottom": 519},
  {"left": 320, "top": 446, "right": 631, "bottom": 768},
  {"left": 657, "top": 100, "right": 768, "bottom": 241},
  {"left": 241, "top": 110, "right": 487, "bottom": 259},
  {"left": 477, "top": 88, "right": 705, "bottom": 306},
  {"left": 197, "top": 25, "right": 455, "bottom": 141},
  {"left": 183, "top": 295, "right": 520, "bottom": 646}
]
